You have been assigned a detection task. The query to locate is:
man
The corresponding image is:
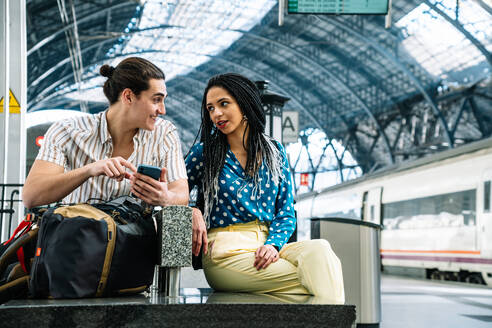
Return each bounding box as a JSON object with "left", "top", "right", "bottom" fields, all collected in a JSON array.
[{"left": 23, "top": 57, "right": 188, "bottom": 208}]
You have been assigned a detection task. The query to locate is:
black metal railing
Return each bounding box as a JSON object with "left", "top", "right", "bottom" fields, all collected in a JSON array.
[{"left": 0, "top": 183, "right": 23, "bottom": 240}]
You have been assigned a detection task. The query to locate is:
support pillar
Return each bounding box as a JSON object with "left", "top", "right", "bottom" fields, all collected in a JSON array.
[{"left": 0, "top": 0, "right": 27, "bottom": 241}]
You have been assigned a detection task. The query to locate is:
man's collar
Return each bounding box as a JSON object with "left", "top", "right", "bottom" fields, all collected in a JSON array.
[
  {"left": 134, "top": 127, "right": 147, "bottom": 144},
  {"left": 99, "top": 110, "right": 112, "bottom": 144},
  {"left": 100, "top": 109, "right": 148, "bottom": 144}
]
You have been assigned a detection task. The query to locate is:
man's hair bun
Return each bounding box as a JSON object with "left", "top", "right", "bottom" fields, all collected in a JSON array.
[
  {"left": 100, "top": 64, "right": 115, "bottom": 78},
  {"left": 101, "top": 57, "right": 165, "bottom": 105}
]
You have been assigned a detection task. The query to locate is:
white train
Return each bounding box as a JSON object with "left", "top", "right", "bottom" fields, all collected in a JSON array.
[{"left": 295, "top": 138, "right": 492, "bottom": 286}]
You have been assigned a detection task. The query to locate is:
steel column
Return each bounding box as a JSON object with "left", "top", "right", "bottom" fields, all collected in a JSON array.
[{"left": 0, "top": 0, "right": 27, "bottom": 240}]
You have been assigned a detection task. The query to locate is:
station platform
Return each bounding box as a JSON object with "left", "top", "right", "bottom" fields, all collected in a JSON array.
[
  {"left": 181, "top": 268, "right": 492, "bottom": 327},
  {"left": 381, "top": 274, "right": 492, "bottom": 328}
]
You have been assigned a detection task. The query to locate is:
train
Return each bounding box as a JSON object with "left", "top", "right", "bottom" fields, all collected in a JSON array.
[{"left": 295, "top": 137, "right": 492, "bottom": 286}]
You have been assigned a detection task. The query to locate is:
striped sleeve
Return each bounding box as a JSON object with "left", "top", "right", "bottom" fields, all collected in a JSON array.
[
  {"left": 160, "top": 124, "right": 187, "bottom": 183},
  {"left": 36, "top": 120, "right": 71, "bottom": 167}
]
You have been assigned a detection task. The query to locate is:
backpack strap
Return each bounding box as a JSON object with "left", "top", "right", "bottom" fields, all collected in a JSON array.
[
  {"left": 3, "top": 219, "right": 31, "bottom": 246},
  {"left": 96, "top": 216, "right": 117, "bottom": 297},
  {"left": 0, "top": 214, "right": 39, "bottom": 276},
  {"left": 16, "top": 248, "right": 27, "bottom": 274}
]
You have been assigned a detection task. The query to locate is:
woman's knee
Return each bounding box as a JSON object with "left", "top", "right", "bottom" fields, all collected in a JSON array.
[
  {"left": 303, "top": 239, "right": 332, "bottom": 253},
  {"left": 297, "top": 239, "right": 341, "bottom": 266}
]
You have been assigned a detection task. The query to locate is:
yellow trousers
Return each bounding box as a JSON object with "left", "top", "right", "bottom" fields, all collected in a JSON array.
[{"left": 202, "top": 220, "right": 345, "bottom": 304}]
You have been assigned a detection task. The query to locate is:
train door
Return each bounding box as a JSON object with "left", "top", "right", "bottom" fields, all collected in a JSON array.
[
  {"left": 362, "top": 187, "right": 382, "bottom": 225},
  {"left": 362, "top": 192, "right": 368, "bottom": 221},
  {"left": 480, "top": 170, "right": 492, "bottom": 256}
]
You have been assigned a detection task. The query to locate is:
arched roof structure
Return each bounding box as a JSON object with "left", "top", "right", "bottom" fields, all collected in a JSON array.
[{"left": 26, "top": 0, "right": 492, "bottom": 176}]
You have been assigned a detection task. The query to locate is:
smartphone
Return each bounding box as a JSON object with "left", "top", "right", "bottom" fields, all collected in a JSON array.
[{"left": 137, "top": 164, "right": 161, "bottom": 180}]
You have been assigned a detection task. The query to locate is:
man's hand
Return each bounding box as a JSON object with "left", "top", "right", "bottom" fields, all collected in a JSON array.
[
  {"left": 254, "top": 244, "right": 279, "bottom": 270},
  {"left": 192, "top": 208, "right": 208, "bottom": 256},
  {"left": 88, "top": 157, "right": 136, "bottom": 181},
  {"left": 130, "top": 167, "right": 172, "bottom": 205}
]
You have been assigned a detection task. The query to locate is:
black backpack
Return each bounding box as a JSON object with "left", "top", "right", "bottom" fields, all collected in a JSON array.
[{"left": 0, "top": 196, "right": 157, "bottom": 302}]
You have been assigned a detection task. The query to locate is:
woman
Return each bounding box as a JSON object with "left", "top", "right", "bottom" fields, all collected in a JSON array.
[
  {"left": 186, "top": 73, "right": 344, "bottom": 303},
  {"left": 23, "top": 57, "right": 188, "bottom": 208}
]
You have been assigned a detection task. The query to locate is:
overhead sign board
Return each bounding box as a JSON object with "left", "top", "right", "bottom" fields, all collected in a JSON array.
[
  {"left": 282, "top": 111, "right": 299, "bottom": 144},
  {"left": 288, "top": 0, "right": 389, "bottom": 15}
]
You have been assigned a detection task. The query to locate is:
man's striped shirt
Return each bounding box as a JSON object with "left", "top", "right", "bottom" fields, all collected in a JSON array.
[{"left": 36, "top": 111, "right": 187, "bottom": 204}]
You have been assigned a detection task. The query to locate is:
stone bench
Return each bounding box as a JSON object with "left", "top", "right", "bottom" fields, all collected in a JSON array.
[{"left": 0, "top": 288, "right": 356, "bottom": 327}]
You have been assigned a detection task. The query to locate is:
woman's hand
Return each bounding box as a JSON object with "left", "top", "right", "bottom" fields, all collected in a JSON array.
[
  {"left": 88, "top": 157, "right": 136, "bottom": 181},
  {"left": 254, "top": 244, "right": 279, "bottom": 270},
  {"left": 192, "top": 208, "right": 208, "bottom": 256}
]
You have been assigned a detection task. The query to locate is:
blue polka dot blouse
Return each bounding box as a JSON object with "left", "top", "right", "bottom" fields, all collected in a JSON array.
[{"left": 186, "top": 142, "right": 296, "bottom": 250}]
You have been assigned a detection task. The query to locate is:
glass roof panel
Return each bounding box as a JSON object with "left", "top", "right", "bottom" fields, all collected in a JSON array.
[
  {"left": 65, "top": 0, "right": 276, "bottom": 102},
  {"left": 396, "top": 0, "right": 492, "bottom": 84}
]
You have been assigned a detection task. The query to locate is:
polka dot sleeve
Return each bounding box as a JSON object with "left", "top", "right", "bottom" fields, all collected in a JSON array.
[
  {"left": 264, "top": 145, "right": 296, "bottom": 250},
  {"left": 185, "top": 143, "right": 204, "bottom": 191}
]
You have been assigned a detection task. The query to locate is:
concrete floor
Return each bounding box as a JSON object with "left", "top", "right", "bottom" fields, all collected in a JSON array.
[
  {"left": 381, "top": 274, "right": 492, "bottom": 328},
  {"left": 181, "top": 267, "right": 210, "bottom": 289}
]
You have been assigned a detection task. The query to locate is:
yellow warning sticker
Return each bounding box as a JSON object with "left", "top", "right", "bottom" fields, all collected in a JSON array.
[{"left": 0, "top": 89, "right": 21, "bottom": 113}]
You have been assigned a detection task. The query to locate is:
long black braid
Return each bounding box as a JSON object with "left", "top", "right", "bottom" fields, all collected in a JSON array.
[{"left": 187, "top": 73, "right": 284, "bottom": 224}]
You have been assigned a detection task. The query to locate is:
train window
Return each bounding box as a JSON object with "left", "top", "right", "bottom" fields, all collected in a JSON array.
[
  {"left": 484, "top": 181, "right": 491, "bottom": 213},
  {"left": 370, "top": 205, "right": 375, "bottom": 221},
  {"left": 382, "top": 189, "right": 476, "bottom": 229},
  {"left": 313, "top": 193, "right": 361, "bottom": 220}
]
